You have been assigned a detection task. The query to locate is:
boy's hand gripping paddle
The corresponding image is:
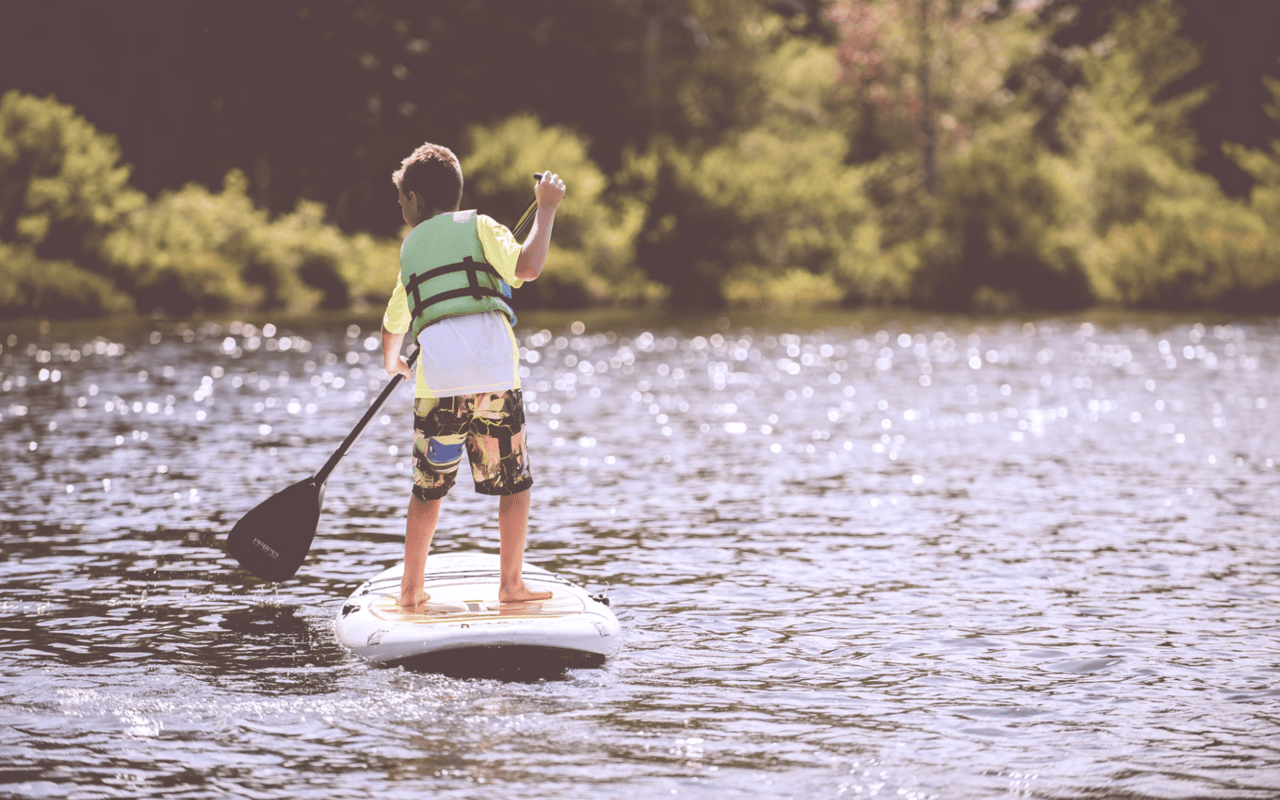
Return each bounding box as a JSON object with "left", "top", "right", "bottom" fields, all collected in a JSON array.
[
  {"left": 226, "top": 346, "right": 419, "bottom": 581},
  {"left": 227, "top": 174, "right": 547, "bottom": 581}
]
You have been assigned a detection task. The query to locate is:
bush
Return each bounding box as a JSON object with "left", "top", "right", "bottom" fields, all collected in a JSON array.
[
  {"left": 242, "top": 197, "right": 401, "bottom": 313},
  {"left": 1086, "top": 191, "right": 1272, "bottom": 310},
  {"left": 723, "top": 267, "right": 844, "bottom": 309},
  {"left": 0, "top": 242, "right": 134, "bottom": 318},
  {"left": 341, "top": 231, "right": 404, "bottom": 311},
  {"left": 1073, "top": 134, "right": 1278, "bottom": 310},
  {"left": 103, "top": 170, "right": 270, "bottom": 314},
  {"left": 0, "top": 91, "right": 144, "bottom": 269},
  {"left": 104, "top": 170, "right": 403, "bottom": 316}
]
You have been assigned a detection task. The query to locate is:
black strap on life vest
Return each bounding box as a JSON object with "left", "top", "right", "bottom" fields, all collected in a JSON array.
[{"left": 404, "top": 256, "right": 509, "bottom": 319}]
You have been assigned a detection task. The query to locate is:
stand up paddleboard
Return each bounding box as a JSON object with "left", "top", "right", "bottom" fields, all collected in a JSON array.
[{"left": 336, "top": 552, "right": 621, "bottom": 674}]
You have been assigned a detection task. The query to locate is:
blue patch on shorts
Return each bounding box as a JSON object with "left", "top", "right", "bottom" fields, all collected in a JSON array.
[{"left": 425, "top": 439, "right": 464, "bottom": 474}]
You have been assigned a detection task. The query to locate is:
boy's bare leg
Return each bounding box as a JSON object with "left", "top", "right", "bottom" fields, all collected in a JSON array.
[
  {"left": 399, "top": 494, "right": 442, "bottom": 609},
  {"left": 497, "top": 489, "right": 552, "bottom": 603}
]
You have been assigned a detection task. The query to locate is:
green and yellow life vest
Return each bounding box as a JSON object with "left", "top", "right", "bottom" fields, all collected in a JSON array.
[{"left": 400, "top": 210, "right": 516, "bottom": 340}]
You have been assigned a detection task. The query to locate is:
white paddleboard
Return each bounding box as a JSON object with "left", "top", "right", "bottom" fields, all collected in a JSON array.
[{"left": 335, "top": 552, "right": 621, "bottom": 669}]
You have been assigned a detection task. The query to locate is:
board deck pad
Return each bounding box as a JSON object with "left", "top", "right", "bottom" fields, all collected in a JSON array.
[{"left": 367, "top": 584, "right": 586, "bottom": 624}]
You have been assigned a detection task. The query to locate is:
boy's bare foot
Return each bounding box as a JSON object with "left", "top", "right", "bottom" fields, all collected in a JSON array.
[
  {"left": 499, "top": 582, "right": 553, "bottom": 604},
  {"left": 397, "top": 590, "right": 430, "bottom": 610}
]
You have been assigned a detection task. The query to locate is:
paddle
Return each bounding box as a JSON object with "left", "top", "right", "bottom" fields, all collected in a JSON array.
[
  {"left": 227, "top": 174, "right": 546, "bottom": 581},
  {"left": 226, "top": 345, "right": 420, "bottom": 581}
]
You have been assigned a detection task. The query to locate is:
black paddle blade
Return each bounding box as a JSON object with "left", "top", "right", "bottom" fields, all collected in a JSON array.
[{"left": 226, "top": 477, "right": 323, "bottom": 582}]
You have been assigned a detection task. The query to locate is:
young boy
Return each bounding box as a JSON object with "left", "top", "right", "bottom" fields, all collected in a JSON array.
[{"left": 381, "top": 142, "right": 565, "bottom": 608}]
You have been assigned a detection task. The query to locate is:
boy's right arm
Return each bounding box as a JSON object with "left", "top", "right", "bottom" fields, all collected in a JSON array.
[
  {"left": 383, "top": 327, "right": 412, "bottom": 380},
  {"left": 382, "top": 280, "right": 413, "bottom": 379},
  {"left": 514, "top": 171, "right": 566, "bottom": 282}
]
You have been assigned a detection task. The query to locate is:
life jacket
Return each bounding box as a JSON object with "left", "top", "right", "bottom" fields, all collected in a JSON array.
[{"left": 400, "top": 209, "right": 516, "bottom": 340}]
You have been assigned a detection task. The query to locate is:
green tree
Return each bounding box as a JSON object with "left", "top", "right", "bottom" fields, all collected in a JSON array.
[
  {"left": 828, "top": 1, "right": 1084, "bottom": 310},
  {"left": 1210, "top": 74, "right": 1280, "bottom": 311},
  {"left": 1228, "top": 76, "right": 1280, "bottom": 231},
  {"left": 461, "top": 114, "right": 661, "bottom": 308},
  {"left": 1059, "top": 0, "right": 1269, "bottom": 308},
  {"left": 632, "top": 17, "right": 899, "bottom": 311},
  {"left": 696, "top": 35, "right": 889, "bottom": 308},
  {"left": 913, "top": 135, "right": 1092, "bottom": 312},
  {"left": 828, "top": 0, "right": 1037, "bottom": 196}
]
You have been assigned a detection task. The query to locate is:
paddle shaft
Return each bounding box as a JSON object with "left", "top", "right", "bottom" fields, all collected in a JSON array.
[
  {"left": 511, "top": 173, "right": 545, "bottom": 240},
  {"left": 313, "top": 345, "right": 419, "bottom": 488}
]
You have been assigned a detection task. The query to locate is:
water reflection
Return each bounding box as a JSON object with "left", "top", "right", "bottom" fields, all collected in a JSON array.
[{"left": 2, "top": 312, "right": 1279, "bottom": 799}]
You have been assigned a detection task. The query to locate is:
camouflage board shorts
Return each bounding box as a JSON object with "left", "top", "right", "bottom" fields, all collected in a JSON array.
[{"left": 411, "top": 389, "right": 532, "bottom": 500}]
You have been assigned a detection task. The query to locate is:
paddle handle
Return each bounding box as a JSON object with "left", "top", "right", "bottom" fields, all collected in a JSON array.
[{"left": 313, "top": 345, "right": 420, "bottom": 488}]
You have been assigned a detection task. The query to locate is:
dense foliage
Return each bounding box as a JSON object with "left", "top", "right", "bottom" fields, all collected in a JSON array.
[{"left": 1, "top": 0, "right": 1278, "bottom": 319}]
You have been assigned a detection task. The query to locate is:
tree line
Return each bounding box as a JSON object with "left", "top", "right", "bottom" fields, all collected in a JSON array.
[{"left": 2, "top": 0, "right": 1280, "bottom": 319}]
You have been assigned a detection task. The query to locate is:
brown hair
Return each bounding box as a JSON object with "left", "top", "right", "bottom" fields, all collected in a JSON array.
[{"left": 392, "top": 142, "right": 463, "bottom": 214}]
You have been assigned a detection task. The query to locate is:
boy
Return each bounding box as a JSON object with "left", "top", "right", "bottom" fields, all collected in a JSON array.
[{"left": 381, "top": 142, "right": 565, "bottom": 608}]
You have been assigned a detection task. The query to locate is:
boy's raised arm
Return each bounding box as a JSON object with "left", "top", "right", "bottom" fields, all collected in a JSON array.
[{"left": 514, "top": 171, "right": 566, "bottom": 282}]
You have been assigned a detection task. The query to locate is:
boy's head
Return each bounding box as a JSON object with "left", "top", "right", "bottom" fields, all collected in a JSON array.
[{"left": 392, "top": 142, "right": 463, "bottom": 224}]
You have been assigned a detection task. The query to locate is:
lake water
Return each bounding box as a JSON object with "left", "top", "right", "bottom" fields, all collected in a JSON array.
[{"left": 2, "top": 309, "right": 1278, "bottom": 799}]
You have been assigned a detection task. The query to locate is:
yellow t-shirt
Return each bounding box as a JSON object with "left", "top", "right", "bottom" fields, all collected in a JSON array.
[{"left": 383, "top": 213, "right": 524, "bottom": 398}]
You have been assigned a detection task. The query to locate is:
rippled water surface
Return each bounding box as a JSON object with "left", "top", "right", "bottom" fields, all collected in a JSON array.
[{"left": 2, "top": 310, "right": 1279, "bottom": 799}]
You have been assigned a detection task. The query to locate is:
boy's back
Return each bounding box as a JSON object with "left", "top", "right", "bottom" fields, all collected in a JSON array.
[{"left": 384, "top": 208, "right": 525, "bottom": 400}]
